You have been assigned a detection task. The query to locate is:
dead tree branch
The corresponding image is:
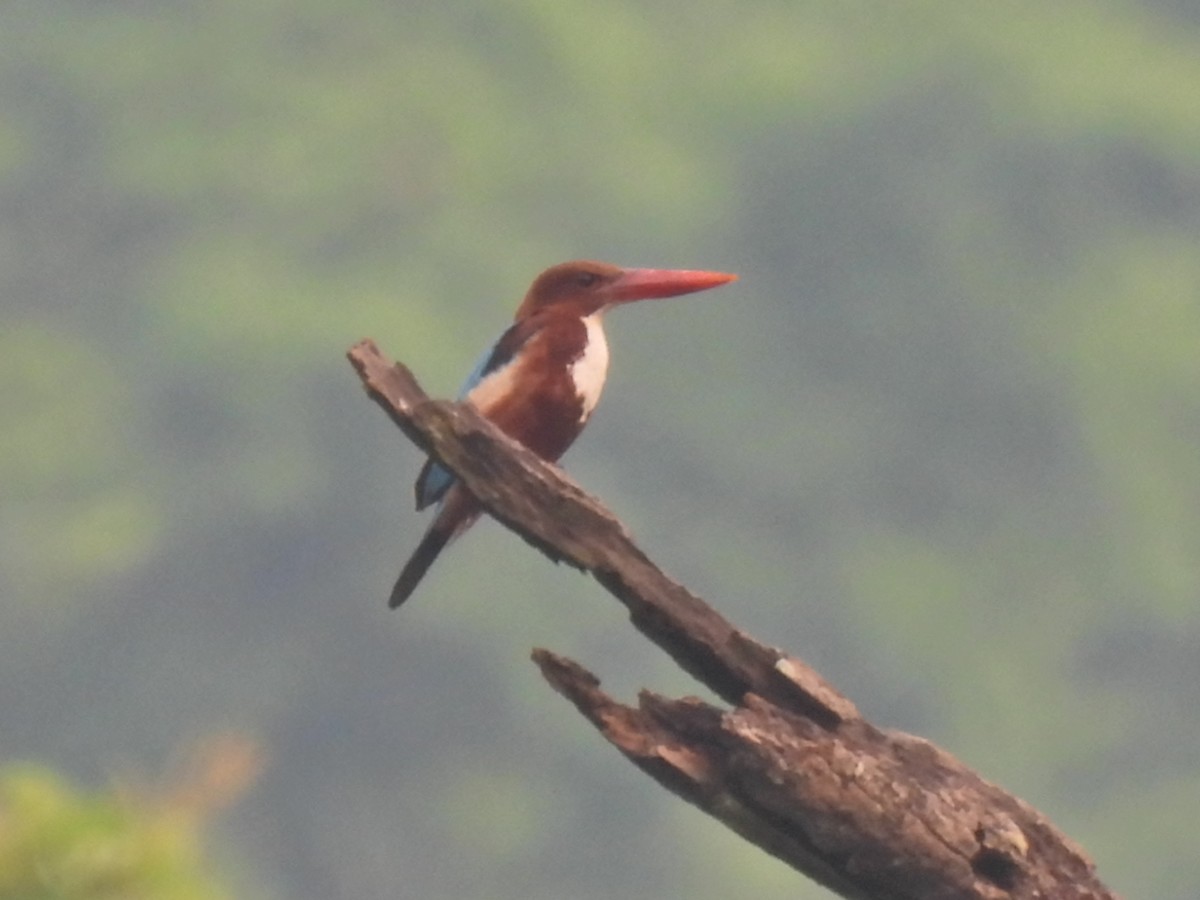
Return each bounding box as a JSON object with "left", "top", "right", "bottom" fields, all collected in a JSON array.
[{"left": 348, "top": 338, "right": 1118, "bottom": 900}]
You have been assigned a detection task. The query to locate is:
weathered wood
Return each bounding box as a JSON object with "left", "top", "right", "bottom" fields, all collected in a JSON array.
[{"left": 349, "top": 338, "right": 1119, "bottom": 900}]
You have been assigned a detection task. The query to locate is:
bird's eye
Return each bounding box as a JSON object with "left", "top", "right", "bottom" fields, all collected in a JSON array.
[{"left": 574, "top": 272, "right": 599, "bottom": 288}]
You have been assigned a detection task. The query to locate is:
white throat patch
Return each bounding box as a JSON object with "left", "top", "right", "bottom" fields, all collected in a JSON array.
[{"left": 570, "top": 313, "right": 610, "bottom": 422}]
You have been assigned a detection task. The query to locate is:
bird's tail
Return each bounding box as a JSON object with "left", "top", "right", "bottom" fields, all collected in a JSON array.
[
  {"left": 389, "top": 487, "right": 479, "bottom": 609},
  {"left": 389, "top": 522, "right": 454, "bottom": 608}
]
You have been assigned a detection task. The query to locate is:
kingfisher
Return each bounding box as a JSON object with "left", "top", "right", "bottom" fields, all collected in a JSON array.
[{"left": 389, "top": 259, "right": 737, "bottom": 608}]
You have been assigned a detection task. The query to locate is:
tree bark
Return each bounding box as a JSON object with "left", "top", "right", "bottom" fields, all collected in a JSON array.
[{"left": 348, "top": 338, "right": 1119, "bottom": 900}]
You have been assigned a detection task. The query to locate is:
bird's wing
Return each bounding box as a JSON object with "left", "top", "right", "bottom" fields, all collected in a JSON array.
[{"left": 413, "top": 320, "right": 537, "bottom": 510}]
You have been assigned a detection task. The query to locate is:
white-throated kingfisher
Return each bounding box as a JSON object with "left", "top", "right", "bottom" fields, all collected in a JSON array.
[{"left": 389, "top": 259, "right": 737, "bottom": 608}]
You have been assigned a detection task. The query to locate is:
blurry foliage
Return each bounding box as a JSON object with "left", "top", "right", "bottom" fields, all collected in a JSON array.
[
  {"left": 3, "top": 1, "right": 1200, "bottom": 899},
  {"left": 0, "top": 737, "right": 259, "bottom": 900}
]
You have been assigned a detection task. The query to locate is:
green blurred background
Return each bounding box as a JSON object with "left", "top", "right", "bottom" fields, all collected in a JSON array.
[{"left": 4, "top": 1, "right": 1200, "bottom": 897}]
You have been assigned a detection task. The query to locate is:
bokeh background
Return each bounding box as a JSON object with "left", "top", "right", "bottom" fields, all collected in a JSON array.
[{"left": 5, "top": 2, "right": 1200, "bottom": 898}]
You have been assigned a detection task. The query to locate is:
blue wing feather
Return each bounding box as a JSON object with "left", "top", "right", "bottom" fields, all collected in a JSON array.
[
  {"left": 414, "top": 322, "right": 528, "bottom": 509},
  {"left": 415, "top": 459, "right": 456, "bottom": 510},
  {"left": 457, "top": 343, "right": 501, "bottom": 399}
]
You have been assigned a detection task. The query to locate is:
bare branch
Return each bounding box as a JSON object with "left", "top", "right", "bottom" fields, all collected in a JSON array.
[{"left": 349, "top": 339, "right": 1119, "bottom": 900}]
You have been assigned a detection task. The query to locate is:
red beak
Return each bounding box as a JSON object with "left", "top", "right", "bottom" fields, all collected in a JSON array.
[{"left": 609, "top": 267, "right": 738, "bottom": 303}]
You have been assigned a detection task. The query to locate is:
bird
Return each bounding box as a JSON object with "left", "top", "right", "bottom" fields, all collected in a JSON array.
[{"left": 389, "top": 259, "right": 737, "bottom": 608}]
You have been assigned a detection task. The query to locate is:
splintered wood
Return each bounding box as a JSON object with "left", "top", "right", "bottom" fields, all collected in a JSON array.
[{"left": 349, "top": 339, "right": 1118, "bottom": 900}]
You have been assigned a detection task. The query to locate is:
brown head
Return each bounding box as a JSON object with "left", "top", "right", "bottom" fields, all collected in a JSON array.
[{"left": 514, "top": 260, "right": 737, "bottom": 321}]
